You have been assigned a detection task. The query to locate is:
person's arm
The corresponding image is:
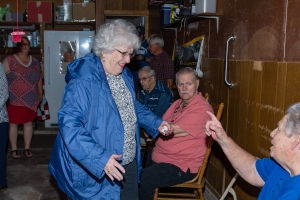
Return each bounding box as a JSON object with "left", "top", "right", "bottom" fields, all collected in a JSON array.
[
  {"left": 38, "top": 77, "right": 43, "bottom": 101},
  {"left": 2, "top": 59, "right": 10, "bottom": 74},
  {"left": 163, "top": 54, "right": 175, "bottom": 90},
  {"left": 169, "top": 123, "right": 188, "bottom": 137},
  {"left": 205, "top": 111, "right": 265, "bottom": 187},
  {"left": 153, "top": 93, "right": 172, "bottom": 117},
  {"left": 133, "top": 55, "right": 151, "bottom": 63},
  {"left": 167, "top": 79, "right": 173, "bottom": 90},
  {"left": 136, "top": 100, "right": 173, "bottom": 137},
  {"left": 144, "top": 57, "right": 151, "bottom": 63}
]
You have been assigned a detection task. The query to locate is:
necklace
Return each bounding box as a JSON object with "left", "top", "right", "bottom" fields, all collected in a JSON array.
[
  {"left": 174, "top": 101, "right": 188, "bottom": 113},
  {"left": 14, "top": 54, "right": 32, "bottom": 67},
  {"left": 182, "top": 102, "right": 188, "bottom": 108}
]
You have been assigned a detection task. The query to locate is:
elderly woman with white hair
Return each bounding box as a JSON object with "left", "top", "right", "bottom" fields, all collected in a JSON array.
[{"left": 48, "top": 19, "right": 172, "bottom": 200}]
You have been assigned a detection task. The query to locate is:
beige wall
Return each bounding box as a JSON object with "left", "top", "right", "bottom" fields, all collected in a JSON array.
[{"left": 200, "top": 59, "right": 300, "bottom": 199}]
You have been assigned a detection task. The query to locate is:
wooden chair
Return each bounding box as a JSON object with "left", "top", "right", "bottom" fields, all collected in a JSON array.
[{"left": 153, "top": 93, "right": 224, "bottom": 200}]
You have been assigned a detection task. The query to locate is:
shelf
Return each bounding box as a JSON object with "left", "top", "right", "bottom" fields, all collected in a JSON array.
[
  {"left": 0, "top": 47, "right": 41, "bottom": 54},
  {"left": 148, "top": 0, "right": 176, "bottom": 7},
  {"left": 0, "top": 22, "right": 41, "bottom": 31},
  {"left": 44, "top": 22, "right": 96, "bottom": 30},
  {"left": 161, "top": 13, "right": 221, "bottom": 33}
]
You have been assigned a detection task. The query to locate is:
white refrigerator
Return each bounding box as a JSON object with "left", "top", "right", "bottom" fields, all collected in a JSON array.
[{"left": 44, "top": 30, "right": 94, "bottom": 128}]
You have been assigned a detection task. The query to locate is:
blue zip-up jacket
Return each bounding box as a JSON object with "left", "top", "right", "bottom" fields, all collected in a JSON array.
[
  {"left": 138, "top": 79, "right": 174, "bottom": 117},
  {"left": 48, "top": 53, "right": 162, "bottom": 200}
]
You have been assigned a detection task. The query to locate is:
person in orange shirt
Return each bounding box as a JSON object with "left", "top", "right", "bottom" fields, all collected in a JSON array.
[{"left": 139, "top": 67, "right": 213, "bottom": 200}]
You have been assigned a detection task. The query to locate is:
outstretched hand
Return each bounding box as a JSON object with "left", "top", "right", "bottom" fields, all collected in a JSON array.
[
  {"left": 158, "top": 121, "right": 173, "bottom": 136},
  {"left": 205, "top": 111, "right": 228, "bottom": 143},
  {"left": 104, "top": 154, "right": 125, "bottom": 181}
]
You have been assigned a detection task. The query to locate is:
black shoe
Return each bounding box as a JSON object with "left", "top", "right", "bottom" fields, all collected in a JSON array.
[{"left": 0, "top": 186, "right": 8, "bottom": 190}]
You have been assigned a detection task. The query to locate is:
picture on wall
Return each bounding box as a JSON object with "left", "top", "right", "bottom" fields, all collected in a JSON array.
[{"left": 173, "top": 35, "right": 204, "bottom": 77}]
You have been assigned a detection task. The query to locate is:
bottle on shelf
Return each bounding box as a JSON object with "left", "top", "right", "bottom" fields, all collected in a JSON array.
[
  {"left": 170, "top": 3, "right": 179, "bottom": 23},
  {"left": 35, "top": 30, "right": 40, "bottom": 47},
  {"left": 24, "top": 32, "right": 32, "bottom": 46},
  {"left": 191, "top": 0, "right": 196, "bottom": 15},
  {"left": 32, "top": 31, "right": 37, "bottom": 47},
  {"left": 7, "top": 34, "right": 13, "bottom": 47}
]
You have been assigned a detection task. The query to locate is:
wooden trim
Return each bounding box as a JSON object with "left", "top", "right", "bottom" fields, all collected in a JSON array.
[
  {"left": 96, "top": 0, "right": 106, "bottom": 29},
  {"left": 104, "top": 10, "right": 149, "bottom": 15},
  {"left": 103, "top": 10, "right": 149, "bottom": 37}
]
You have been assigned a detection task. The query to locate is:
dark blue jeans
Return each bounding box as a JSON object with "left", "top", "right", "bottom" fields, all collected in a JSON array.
[
  {"left": 121, "top": 159, "right": 138, "bottom": 200},
  {"left": 139, "top": 161, "right": 196, "bottom": 200},
  {"left": 0, "top": 122, "right": 8, "bottom": 187}
]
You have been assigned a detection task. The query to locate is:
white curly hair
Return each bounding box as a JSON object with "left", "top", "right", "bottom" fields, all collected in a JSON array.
[{"left": 92, "top": 19, "right": 141, "bottom": 58}]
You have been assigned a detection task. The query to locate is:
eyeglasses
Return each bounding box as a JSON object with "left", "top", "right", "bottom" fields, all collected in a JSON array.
[
  {"left": 114, "top": 48, "right": 135, "bottom": 59},
  {"left": 138, "top": 76, "right": 152, "bottom": 82},
  {"left": 20, "top": 43, "right": 29, "bottom": 46}
]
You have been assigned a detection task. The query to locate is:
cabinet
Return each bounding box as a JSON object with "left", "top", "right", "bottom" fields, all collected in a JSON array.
[
  {"left": 0, "top": 21, "right": 96, "bottom": 95},
  {"left": 0, "top": 22, "right": 43, "bottom": 61}
]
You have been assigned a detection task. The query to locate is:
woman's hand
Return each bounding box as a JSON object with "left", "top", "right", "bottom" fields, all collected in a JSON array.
[
  {"left": 158, "top": 121, "right": 173, "bottom": 136},
  {"left": 104, "top": 154, "right": 125, "bottom": 181}
]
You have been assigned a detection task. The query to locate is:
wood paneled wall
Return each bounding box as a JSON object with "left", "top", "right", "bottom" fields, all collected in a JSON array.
[
  {"left": 103, "top": 0, "right": 147, "bottom": 10},
  {"left": 168, "top": 0, "right": 300, "bottom": 199},
  {"left": 199, "top": 58, "right": 300, "bottom": 199}
]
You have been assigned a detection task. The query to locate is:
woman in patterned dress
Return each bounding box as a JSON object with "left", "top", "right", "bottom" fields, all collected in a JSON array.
[{"left": 2, "top": 36, "right": 43, "bottom": 158}]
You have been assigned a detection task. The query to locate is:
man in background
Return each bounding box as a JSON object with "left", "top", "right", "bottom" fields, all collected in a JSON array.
[
  {"left": 128, "top": 26, "right": 151, "bottom": 92},
  {"left": 147, "top": 34, "right": 174, "bottom": 90},
  {"left": 137, "top": 66, "right": 173, "bottom": 118},
  {"left": 137, "top": 66, "right": 174, "bottom": 168}
]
